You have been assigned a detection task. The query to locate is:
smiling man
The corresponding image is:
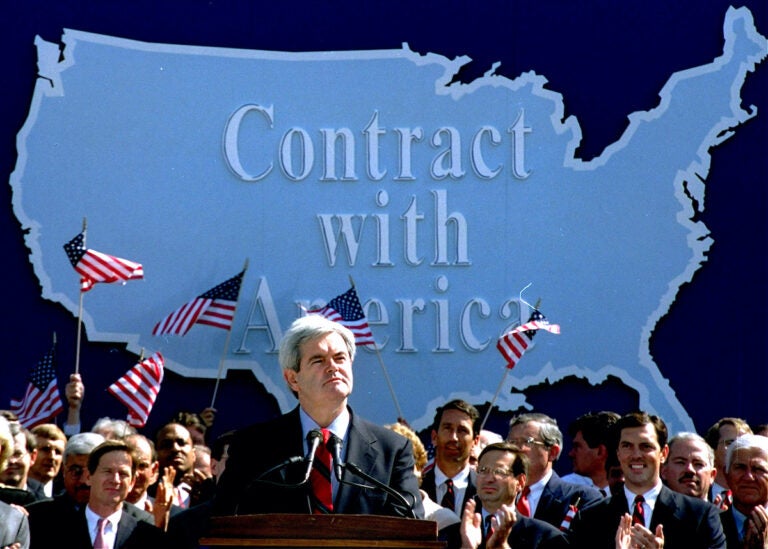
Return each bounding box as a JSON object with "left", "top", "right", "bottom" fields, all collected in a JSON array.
[
  {"left": 421, "top": 399, "right": 479, "bottom": 517},
  {"left": 214, "top": 315, "right": 424, "bottom": 518},
  {"left": 661, "top": 432, "right": 717, "bottom": 501},
  {"left": 569, "top": 411, "right": 726, "bottom": 549}
]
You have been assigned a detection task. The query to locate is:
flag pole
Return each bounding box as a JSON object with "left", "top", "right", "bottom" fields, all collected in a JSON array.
[
  {"left": 478, "top": 285, "right": 539, "bottom": 432},
  {"left": 74, "top": 218, "right": 87, "bottom": 375},
  {"left": 349, "top": 275, "right": 404, "bottom": 421},
  {"left": 210, "top": 259, "right": 248, "bottom": 409},
  {"left": 479, "top": 367, "right": 510, "bottom": 432}
]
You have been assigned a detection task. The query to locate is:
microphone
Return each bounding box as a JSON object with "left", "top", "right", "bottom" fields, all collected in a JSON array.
[
  {"left": 303, "top": 429, "right": 324, "bottom": 482},
  {"left": 326, "top": 433, "right": 345, "bottom": 482}
]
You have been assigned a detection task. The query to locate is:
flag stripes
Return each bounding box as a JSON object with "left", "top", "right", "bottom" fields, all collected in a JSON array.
[
  {"left": 10, "top": 348, "right": 63, "bottom": 428},
  {"left": 63, "top": 232, "right": 143, "bottom": 292},
  {"left": 108, "top": 352, "right": 164, "bottom": 427}
]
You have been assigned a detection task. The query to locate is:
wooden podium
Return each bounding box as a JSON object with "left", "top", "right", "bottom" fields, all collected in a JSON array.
[{"left": 199, "top": 514, "right": 446, "bottom": 548}]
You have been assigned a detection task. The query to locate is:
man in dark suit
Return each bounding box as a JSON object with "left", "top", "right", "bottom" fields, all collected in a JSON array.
[
  {"left": 28, "top": 439, "right": 162, "bottom": 548},
  {"left": 421, "top": 399, "right": 480, "bottom": 517},
  {"left": 213, "top": 315, "right": 424, "bottom": 519},
  {"left": 719, "top": 434, "right": 768, "bottom": 548},
  {"left": 455, "top": 441, "right": 567, "bottom": 549},
  {"left": 507, "top": 412, "right": 602, "bottom": 529},
  {"left": 569, "top": 411, "right": 726, "bottom": 549}
]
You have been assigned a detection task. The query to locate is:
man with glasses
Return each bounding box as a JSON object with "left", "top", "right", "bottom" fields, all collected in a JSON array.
[
  {"left": 705, "top": 417, "right": 752, "bottom": 509},
  {"left": 507, "top": 413, "right": 601, "bottom": 529},
  {"left": 456, "top": 442, "right": 567, "bottom": 549}
]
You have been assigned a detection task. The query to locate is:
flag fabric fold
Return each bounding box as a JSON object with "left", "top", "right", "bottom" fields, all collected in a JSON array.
[
  {"left": 309, "top": 286, "right": 374, "bottom": 346},
  {"left": 63, "top": 232, "right": 144, "bottom": 292},
  {"left": 152, "top": 270, "right": 244, "bottom": 336},
  {"left": 496, "top": 312, "right": 561, "bottom": 369},
  {"left": 10, "top": 347, "right": 63, "bottom": 428},
  {"left": 108, "top": 352, "right": 164, "bottom": 427}
]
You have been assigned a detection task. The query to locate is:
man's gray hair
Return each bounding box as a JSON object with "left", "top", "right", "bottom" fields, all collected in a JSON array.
[
  {"left": 64, "top": 432, "right": 106, "bottom": 461},
  {"left": 668, "top": 432, "right": 714, "bottom": 466},
  {"left": 278, "top": 315, "right": 356, "bottom": 373},
  {"left": 508, "top": 412, "right": 563, "bottom": 460},
  {"left": 726, "top": 434, "right": 768, "bottom": 473}
]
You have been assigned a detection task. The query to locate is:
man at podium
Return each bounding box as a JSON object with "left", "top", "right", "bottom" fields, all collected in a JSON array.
[{"left": 213, "top": 315, "right": 425, "bottom": 519}]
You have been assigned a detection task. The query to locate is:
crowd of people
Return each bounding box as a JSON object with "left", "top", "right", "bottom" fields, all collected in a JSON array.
[{"left": 0, "top": 315, "right": 766, "bottom": 548}]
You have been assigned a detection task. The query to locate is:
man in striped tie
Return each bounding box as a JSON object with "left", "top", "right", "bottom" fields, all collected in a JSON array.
[
  {"left": 569, "top": 412, "right": 726, "bottom": 549},
  {"left": 214, "top": 315, "right": 424, "bottom": 519}
]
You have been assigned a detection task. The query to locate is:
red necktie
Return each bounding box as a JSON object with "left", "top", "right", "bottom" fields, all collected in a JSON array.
[
  {"left": 440, "top": 479, "right": 455, "bottom": 511},
  {"left": 310, "top": 428, "right": 334, "bottom": 514},
  {"left": 93, "top": 517, "right": 107, "bottom": 549},
  {"left": 517, "top": 486, "right": 531, "bottom": 516},
  {"left": 632, "top": 495, "right": 645, "bottom": 526}
]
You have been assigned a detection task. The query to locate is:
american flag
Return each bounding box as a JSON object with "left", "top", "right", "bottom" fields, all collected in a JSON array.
[
  {"left": 309, "top": 286, "right": 374, "bottom": 346},
  {"left": 63, "top": 232, "right": 144, "bottom": 292},
  {"left": 496, "top": 310, "right": 561, "bottom": 369},
  {"left": 108, "top": 352, "right": 164, "bottom": 427},
  {"left": 152, "top": 270, "right": 244, "bottom": 336},
  {"left": 10, "top": 347, "right": 63, "bottom": 428}
]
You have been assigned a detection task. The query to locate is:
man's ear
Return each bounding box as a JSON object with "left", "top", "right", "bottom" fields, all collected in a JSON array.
[
  {"left": 660, "top": 444, "right": 670, "bottom": 463},
  {"left": 431, "top": 430, "right": 438, "bottom": 447},
  {"left": 548, "top": 444, "right": 561, "bottom": 463},
  {"left": 283, "top": 368, "right": 299, "bottom": 393},
  {"left": 517, "top": 473, "right": 527, "bottom": 493}
]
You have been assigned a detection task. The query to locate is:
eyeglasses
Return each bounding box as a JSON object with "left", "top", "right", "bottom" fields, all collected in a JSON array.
[
  {"left": 476, "top": 466, "right": 512, "bottom": 479},
  {"left": 508, "top": 436, "right": 548, "bottom": 449}
]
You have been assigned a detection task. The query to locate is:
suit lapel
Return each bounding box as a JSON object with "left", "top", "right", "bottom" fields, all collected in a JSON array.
[
  {"left": 114, "top": 507, "right": 138, "bottom": 549},
  {"left": 336, "top": 411, "right": 375, "bottom": 510}
]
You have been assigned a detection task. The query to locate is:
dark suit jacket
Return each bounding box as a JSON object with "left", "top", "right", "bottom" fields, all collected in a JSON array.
[
  {"left": 440, "top": 501, "right": 569, "bottom": 549},
  {"left": 421, "top": 464, "right": 477, "bottom": 515},
  {"left": 27, "top": 493, "right": 160, "bottom": 549},
  {"left": 720, "top": 507, "right": 742, "bottom": 548},
  {"left": 534, "top": 472, "right": 602, "bottom": 529},
  {"left": 25, "top": 478, "right": 49, "bottom": 502},
  {"left": 569, "top": 485, "right": 726, "bottom": 549},
  {"left": 213, "top": 406, "right": 424, "bottom": 518}
]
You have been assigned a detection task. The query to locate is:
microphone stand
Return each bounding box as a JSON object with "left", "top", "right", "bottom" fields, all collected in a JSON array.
[
  {"left": 328, "top": 432, "right": 416, "bottom": 519},
  {"left": 341, "top": 461, "right": 417, "bottom": 519}
]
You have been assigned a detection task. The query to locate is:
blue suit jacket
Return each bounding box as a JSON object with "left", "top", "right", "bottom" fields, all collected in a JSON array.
[
  {"left": 533, "top": 471, "right": 603, "bottom": 529},
  {"left": 569, "top": 485, "right": 726, "bottom": 549},
  {"left": 213, "top": 406, "right": 424, "bottom": 518}
]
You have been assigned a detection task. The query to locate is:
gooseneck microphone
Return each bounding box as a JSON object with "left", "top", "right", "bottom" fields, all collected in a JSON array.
[
  {"left": 302, "top": 429, "right": 324, "bottom": 482},
  {"left": 326, "top": 432, "right": 345, "bottom": 482}
]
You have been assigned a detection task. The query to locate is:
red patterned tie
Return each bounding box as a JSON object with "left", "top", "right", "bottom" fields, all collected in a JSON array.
[
  {"left": 632, "top": 495, "right": 645, "bottom": 526},
  {"left": 310, "top": 428, "right": 334, "bottom": 514},
  {"left": 516, "top": 486, "right": 531, "bottom": 516}
]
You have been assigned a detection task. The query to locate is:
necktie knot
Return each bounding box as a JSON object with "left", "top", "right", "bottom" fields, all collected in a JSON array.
[{"left": 516, "top": 486, "right": 531, "bottom": 517}]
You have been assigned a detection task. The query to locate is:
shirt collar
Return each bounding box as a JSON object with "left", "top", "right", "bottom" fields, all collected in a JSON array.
[
  {"left": 434, "top": 463, "right": 471, "bottom": 487},
  {"left": 299, "top": 406, "right": 350, "bottom": 443},
  {"left": 623, "top": 480, "right": 663, "bottom": 511}
]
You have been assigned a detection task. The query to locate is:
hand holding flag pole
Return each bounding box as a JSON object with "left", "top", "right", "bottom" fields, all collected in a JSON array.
[{"left": 479, "top": 285, "right": 561, "bottom": 432}]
